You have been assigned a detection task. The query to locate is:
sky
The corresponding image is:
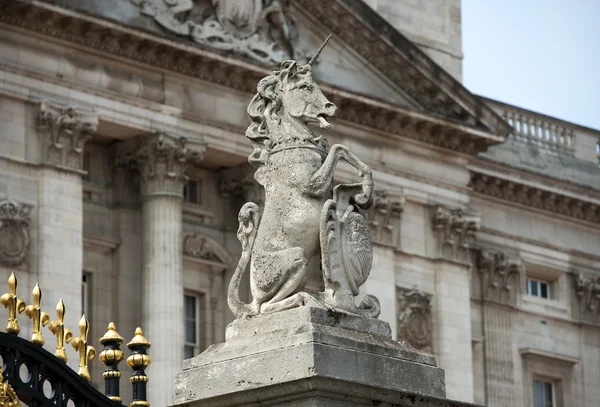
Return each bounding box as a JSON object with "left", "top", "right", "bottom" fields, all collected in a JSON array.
[{"left": 462, "top": 0, "right": 600, "bottom": 130}]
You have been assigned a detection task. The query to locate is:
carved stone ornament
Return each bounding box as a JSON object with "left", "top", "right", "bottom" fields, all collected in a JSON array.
[
  {"left": 117, "top": 131, "right": 206, "bottom": 199},
  {"left": 476, "top": 249, "right": 523, "bottom": 305},
  {"left": 183, "top": 233, "right": 231, "bottom": 265},
  {"left": 227, "top": 38, "right": 380, "bottom": 319},
  {"left": 131, "top": 0, "right": 309, "bottom": 65},
  {"left": 431, "top": 206, "right": 480, "bottom": 263},
  {"left": 0, "top": 200, "right": 32, "bottom": 267},
  {"left": 470, "top": 172, "right": 600, "bottom": 225},
  {"left": 368, "top": 190, "right": 404, "bottom": 247},
  {"left": 573, "top": 273, "right": 600, "bottom": 323},
  {"left": 396, "top": 287, "right": 432, "bottom": 350},
  {"left": 37, "top": 101, "right": 98, "bottom": 171}
]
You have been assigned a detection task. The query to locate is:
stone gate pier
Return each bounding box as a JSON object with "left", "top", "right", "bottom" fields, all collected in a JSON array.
[{"left": 172, "top": 306, "right": 480, "bottom": 407}]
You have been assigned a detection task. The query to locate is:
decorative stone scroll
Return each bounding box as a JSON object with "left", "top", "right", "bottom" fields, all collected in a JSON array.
[
  {"left": 227, "top": 38, "right": 380, "bottom": 319},
  {"left": 475, "top": 249, "right": 523, "bottom": 305},
  {"left": 182, "top": 233, "right": 231, "bottom": 265},
  {"left": 131, "top": 0, "right": 309, "bottom": 65},
  {"left": 431, "top": 206, "right": 480, "bottom": 263},
  {"left": 368, "top": 190, "right": 404, "bottom": 248},
  {"left": 0, "top": 200, "right": 32, "bottom": 267},
  {"left": 573, "top": 273, "right": 600, "bottom": 323},
  {"left": 396, "top": 287, "right": 432, "bottom": 351},
  {"left": 37, "top": 101, "right": 98, "bottom": 171}
]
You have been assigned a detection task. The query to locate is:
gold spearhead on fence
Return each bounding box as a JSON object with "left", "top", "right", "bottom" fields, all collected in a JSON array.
[
  {"left": 24, "top": 283, "right": 50, "bottom": 345},
  {"left": 72, "top": 314, "right": 96, "bottom": 381},
  {"left": 48, "top": 299, "right": 73, "bottom": 362},
  {"left": 0, "top": 272, "right": 26, "bottom": 334}
]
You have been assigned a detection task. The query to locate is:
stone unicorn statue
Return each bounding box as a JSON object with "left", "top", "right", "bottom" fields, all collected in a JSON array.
[{"left": 228, "top": 36, "right": 380, "bottom": 318}]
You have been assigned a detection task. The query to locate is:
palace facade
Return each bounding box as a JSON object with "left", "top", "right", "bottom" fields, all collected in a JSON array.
[{"left": 0, "top": 1, "right": 599, "bottom": 406}]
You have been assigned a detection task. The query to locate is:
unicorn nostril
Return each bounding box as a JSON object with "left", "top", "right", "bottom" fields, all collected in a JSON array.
[{"left": 325, "top": 103, "right": 335, "bottom": 109}]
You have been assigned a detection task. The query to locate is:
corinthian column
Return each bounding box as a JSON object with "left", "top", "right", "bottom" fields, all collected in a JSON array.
[{"left": 121, "top": 132, "right": 204, "bottom": 407}]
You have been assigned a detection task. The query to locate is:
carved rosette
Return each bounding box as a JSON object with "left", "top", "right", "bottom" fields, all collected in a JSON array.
[
  {"left": 396, "top": 287, "right": 432, "bottom": 351},
  {"left": 37, "top": 101, "right": 98, "bottom": 171},
  {"left": 475, "top": 249, "right": 523, "bottom": 305},
  {"left": 118, "top": 132, "right": 205, "bottom": 199},
  {"left": 431, "top": 205, "right": 480, "bottom": 263},
  {"left": 368, "top": 190, "right": 404, "bottom": 248},
  {"left": 0, "top": 200, "right": 33, "bottom": 267},
  {"left": 573, "top": 273, "right": 600, "bottom": 323}
]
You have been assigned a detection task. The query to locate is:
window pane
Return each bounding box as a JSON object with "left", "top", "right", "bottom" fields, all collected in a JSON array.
[
  {"left": 185, "top": 295, "right": 196, "bottom": 319},
  {"left": 533, "top": 381, "right": 545, "bottom": 407},
  {"left": 540, "top": 282, "right": 548, "bottom": 298},
  {"left": 530, "top": 280, "right": 538, "bottom": 296},
  {"left": 544, "top": 382, "right": 553, "bottom": 406},
  {"left": 185, "top": 320, "right": 196, "bottom": 343},
  {"left": 184, "top": 345, "right": 195, "bottom": 359}
]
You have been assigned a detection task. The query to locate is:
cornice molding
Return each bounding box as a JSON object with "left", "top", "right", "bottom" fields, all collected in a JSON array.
[
  {"left": 469, "top": 171, "right": 600, "bottom": 226},
  {"left": 0, "top": 0, "right": 504, "bottom": 156}
]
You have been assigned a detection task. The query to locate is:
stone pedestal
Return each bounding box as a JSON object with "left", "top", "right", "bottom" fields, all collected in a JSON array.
[{"left": 173, "top": 307, "right": 480, "bottom": 407}]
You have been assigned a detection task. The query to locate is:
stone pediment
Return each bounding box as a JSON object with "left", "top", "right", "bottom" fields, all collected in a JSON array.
[{"left": 1, "top": 0, "right": 510, "bottom": 154}]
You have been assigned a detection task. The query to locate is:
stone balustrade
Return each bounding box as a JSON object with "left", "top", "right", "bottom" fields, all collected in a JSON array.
[{"left": 501, "top": 105, "right": 573, "bottom": 152}]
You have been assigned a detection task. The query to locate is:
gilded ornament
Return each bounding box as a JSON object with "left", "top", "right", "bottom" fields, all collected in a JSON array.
[
  {"left": 99, "top": 322, "right": 125, "bottom": 403},
  {"left": 71, "top": 314, "right": 96, "bottom": 381},
  {"left": 48, "top": 299, "right": 73, "bottom": 363},
  {"left": 24, "top": 284, "right": 50, "bottom": 345},
  {"left": 0, "top": 273, "right": 26, "bottom": 335}
]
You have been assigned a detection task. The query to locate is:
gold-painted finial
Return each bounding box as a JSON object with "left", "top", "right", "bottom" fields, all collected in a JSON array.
[
  {"left": 72, "top": 314, "right": 96, "bottom": 381},
  {"left": 99, "top": 322, "right": 125, "bottom": 403},
  {"left": 0, "top": 272, "right": 26, "bottom": 335},
  {"left": 127, "top": 327, "right": 152, "bottom": 407},
  {"left": 24, "top": 283, "right": 50, "bottom": 345},
  {"left": 48, "top": 299, "right": 73, "bottom": 362}
]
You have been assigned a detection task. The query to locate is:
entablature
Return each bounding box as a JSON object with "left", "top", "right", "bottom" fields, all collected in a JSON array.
[{"left": 0, "top": 0, "right": 507, "bottom": 157}]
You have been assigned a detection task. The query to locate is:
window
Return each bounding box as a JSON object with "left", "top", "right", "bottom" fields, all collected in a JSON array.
[
  {"left": 533, "top": 380, "right": 554, "bottom": 407},
  {"left": 184, "top": 294, "right": 199, "bottom": 359},
  {"left": 82, "top": 273, "right": 90, "bottom": 317},
  {"left": 183, "top": 179, "right": 202, "bottom": 205},
  {"left": 527, "top": 278, "right": 550, "bottom": 299}
]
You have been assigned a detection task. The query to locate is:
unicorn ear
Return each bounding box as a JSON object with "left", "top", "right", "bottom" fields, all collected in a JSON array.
[{"left": 287, "top": 61, "right": 298, "bottom": 79}]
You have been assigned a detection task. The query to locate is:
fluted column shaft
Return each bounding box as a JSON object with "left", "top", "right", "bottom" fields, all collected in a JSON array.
[{"left": 128, "top": 133, "right": 203, "bottom": 407}]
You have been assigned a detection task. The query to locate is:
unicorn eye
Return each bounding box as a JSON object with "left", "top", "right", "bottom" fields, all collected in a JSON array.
[{"left": 299, "top": 84, "right": 311, "bottom": 91}]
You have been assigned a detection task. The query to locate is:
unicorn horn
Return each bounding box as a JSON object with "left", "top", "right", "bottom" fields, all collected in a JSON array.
[{"left": 308, "top": 34, "right": 332, "bottom": 66}]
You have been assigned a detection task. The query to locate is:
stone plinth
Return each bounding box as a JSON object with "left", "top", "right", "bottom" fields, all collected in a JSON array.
[{"left": 173, "top": 307, "right": 479, "bottom": 407}]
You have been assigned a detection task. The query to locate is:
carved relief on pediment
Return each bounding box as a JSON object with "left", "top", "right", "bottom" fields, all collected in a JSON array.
[
  {"left": 182, "top": 232, "right": 231, "bottom": 267},
  {"left": 396, "top": 286, "right": 432, "bottom": 351},
  {"left": 0, "top": 200, "right": 33, "bottom": 267},
  {"left": 431, "top": 205, "right": 480, "bottom": 263},
  {"left": 131, "top": 0, "right": 310, "bottom": 65}
]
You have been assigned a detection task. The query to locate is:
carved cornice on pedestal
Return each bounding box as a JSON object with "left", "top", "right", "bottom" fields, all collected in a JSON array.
[
  {"left": 475, "top": 249, "right": 523, "bottom": 306},
  {"left": 573, "top": 273, "right": 600, "bottom": 324},
  {"left": 0, "top": 200, "right": 33, "bottom": 267},
  {"left": 470, "top": 171, "right": 600, "bottom": 225},
  {"left": 117, "top": 132, "right": 206, "bottom": 199},
  {"left": 36, "top": 101, "right": 98, "bottom": 171},
  {"left": 431, "top": 206, "right": 480, "bottom": 263},
  {"left": 396, "top": 286, "right": 432, "bottom": 351},
  {"left": 368, "top": 190, "right": 404, "bottom": 248}
]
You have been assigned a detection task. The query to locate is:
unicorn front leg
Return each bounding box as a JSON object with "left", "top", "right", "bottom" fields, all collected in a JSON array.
[{"left": 308, "top": 144, "right": 373, "bottom": 206}]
